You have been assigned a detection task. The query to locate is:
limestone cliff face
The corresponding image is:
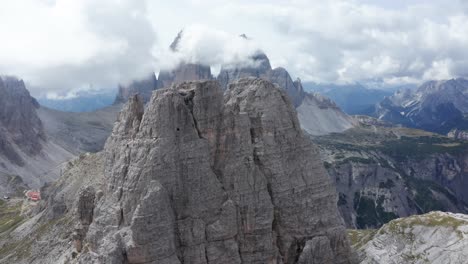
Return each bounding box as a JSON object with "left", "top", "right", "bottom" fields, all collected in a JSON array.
[
  {"left": 217, "top": 52, "right": 305, "bottom": 107},
  {"left": 75, "top": 78, "right": 355, "bottom": 263},
  {"left": 0, "top": 76, "right": 45, "bottom": 165},
  {"left": 217, "top": 52, "right": 272, "bottom": 90},
  {"left": 217, "top": 52, "right": 355, "bottom": 135}
]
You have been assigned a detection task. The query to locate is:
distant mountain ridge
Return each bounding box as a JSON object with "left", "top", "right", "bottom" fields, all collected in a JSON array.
[
  {"left": 38, "top": 90, "right": 116, "bottom": 112},
  {"left": 304, "top": 82, "right": 394, "bottom": 115},
  {"left": 374, "top": 78, "right": 468, "bottom": 134}
]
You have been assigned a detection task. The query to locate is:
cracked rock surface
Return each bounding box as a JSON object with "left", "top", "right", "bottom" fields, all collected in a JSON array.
[
  {"left": 354, "top": 211, "right": 468, "bottom": 264},
  {"left": 36, "top": 78, "right": 355, "bottom": 263}
]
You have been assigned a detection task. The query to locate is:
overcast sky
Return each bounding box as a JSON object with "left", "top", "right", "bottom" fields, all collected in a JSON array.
[{"left": 0, "top": 0, "right": 467, "bottom": 98}]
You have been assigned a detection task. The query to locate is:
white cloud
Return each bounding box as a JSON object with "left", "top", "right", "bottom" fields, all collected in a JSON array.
[
  {"left": 0, "top": 0, "right": 156, "bottom": 97},
  {"left": 155, "top": 25, "right": 263, "bottom": 74},
  {"left": 1, "top": 0, "right": 468, "bottom": 97}
]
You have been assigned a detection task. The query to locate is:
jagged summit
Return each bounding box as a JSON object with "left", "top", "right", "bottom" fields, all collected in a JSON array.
[
  {"left": 14, "top": 78, "right": 355, "bottom": 263},
  {"left": 217, "top": 51, "right": 355, "bottom": 135},
  {"left": 159, "top": 30, "right": 214, "bottom": 88},
  {"left": 114, "top": 32, "right": 354, "bottom": 136},
  {"left": 217, "top": 51, "right": 272, "bottom": 91},
  {"left": 158, "top": 63, "right": 213, "bottom": 89},
  {"left": 170, "top": 30, "right": 184, "bottom": 51},
  {"left": 114, "top": 31, "right": 214, "bottom": 104}
]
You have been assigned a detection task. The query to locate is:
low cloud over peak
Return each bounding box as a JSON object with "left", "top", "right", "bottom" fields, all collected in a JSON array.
[
  {"left": 155, "top": 25, "right": 264, "bottom": 74},
  {"left": 1, "top": 0, "right": 468, "bottom": 98}
]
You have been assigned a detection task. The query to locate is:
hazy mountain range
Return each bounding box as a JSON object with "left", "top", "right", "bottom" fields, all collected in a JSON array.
[
  {"left": 304, "top": 82, "right": 395, "bottom": 115},
  {"left": 374, "top": 78, "right": 468, "bottom": 134},
  {"left": 37, "top": 90, "right": 116, "bottom": 113}
]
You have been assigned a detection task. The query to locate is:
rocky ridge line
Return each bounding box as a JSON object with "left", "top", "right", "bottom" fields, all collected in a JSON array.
[{"left": 73, "top": 78, "right": 355, "bottom": 263}]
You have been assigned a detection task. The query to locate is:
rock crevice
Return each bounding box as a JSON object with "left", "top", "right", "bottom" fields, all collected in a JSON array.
[{"left": 76, "top": 78, "right": 355, "bottom": 263}]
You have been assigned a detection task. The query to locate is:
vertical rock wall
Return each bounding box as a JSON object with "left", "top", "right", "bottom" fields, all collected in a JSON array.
[{"left": 77, "top": 78, "right": 355, "bottom": 264}]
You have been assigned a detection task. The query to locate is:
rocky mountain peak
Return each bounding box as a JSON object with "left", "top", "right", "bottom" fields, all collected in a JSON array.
[
  {"left": 217, "top": 51, "right": 269, "bottom": 89},
  {"left": 375, "top": 77, "right": 468, "bottom": 133},
  {"left": 251, "top": 51, "right": 272, "bottom": 72},
  {"left": 266, "top": 66, "right": 305, "bottom": 106},
  {"left": 217, "top": 51, "right": 355, "bottom": 135},
  {"left": 217, "top": 49, "right": 307, "bottom": 106},
  {"left": 170, "top": 30, "right": 184, "bottom": 51},
  {"left": 72, "top": 78, "right": 355, "bottom": 263},
  {"left": 111, "top": 94, "right": 144, "bottom": 138},
  {"left": 158, "top": 63, "right": 213, "bottom": 89},
  {"left": 114, "top": 30, "right": 215, "bottom": 104},
  {"left": 417, "top": 78, "right": 468, "bottom": 94},
  {"left": 0, "top": 76, "right": 45, "bottom": 165},
  {"left": 158, "top": 31, "right": 214, "bottom": 89}
]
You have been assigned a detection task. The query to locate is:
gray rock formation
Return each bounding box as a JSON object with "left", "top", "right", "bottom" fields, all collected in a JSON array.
[
  {"left": 217, "top": 52, "right": 305, "bottom": 107},
  {"left": 217, "top": 52, "right": 272, "bottom": 90},
  {"left": 0, "top": 75, "right": 119, "bottom": 196},
  {"left": 159, "top": 30, "right": 214, "bottom": 89},
  {"left": 114, "top": 31, "right": 214, "bottom": 104},
  {"left": 0, "top": 152, "right": 107, "bottom": 264},
  {"left": 265, "top": 68, "right": 305, "bottom": 107},
  {"left": 65, "top": 78, "right": 355, "bottom": 263},
  {"left": 351, "top": 212, "right": 468, "bottom": 264},
  {"left": 114, "top": 73, "right": 158, "bottom": 104},
  {"left": 158, "top": 63, "right": 213, "bottom": 89},
  {"left": 0, "top": 76, "right": 45, "bottom": 165},
  {"left": 0, "top": 76, "right": 75, "bottom": 189},
  {"left": 217, "top": 50, "right": 355, "bottom": 135}
]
